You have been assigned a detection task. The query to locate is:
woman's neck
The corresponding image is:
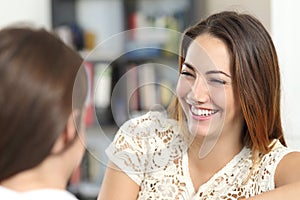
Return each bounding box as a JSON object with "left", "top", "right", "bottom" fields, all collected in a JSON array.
[
  {"left": 0, "top": 158, "right": 69, "bottom": 192},
  {"left": 187, "top": 116, "right": 245, "bottom": 171},
  {"left": 188, "top": 134, "right": 243, "bottom": 166},
  {"left": 187, "top": 129, "right": 243, "bottom": 190}
]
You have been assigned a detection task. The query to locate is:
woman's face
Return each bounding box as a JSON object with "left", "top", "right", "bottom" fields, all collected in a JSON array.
[{"left": 176, "top": 34, "right": 244, "bottom": 140}]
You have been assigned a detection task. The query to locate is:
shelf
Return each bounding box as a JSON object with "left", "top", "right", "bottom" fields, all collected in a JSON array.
[
  {"left": 79, "top": 49, "right": 121, "bottom": 63},
  {"left": 68, "top": 125, "right": 117, "bottom": 199},
  {"left": 52, "top": 1, "right": 193, "bottom": 198}
]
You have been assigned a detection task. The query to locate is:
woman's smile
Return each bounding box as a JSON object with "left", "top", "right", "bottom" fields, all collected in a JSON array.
[{"left": 185, "top": 98, "right": 219, "bottom": 120}]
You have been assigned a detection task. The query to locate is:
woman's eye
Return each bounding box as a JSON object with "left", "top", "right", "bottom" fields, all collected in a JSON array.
[
  {"left": 181, "top": 71, "right": 194, "bottom": 77},
  {"left": 209, "top": 79, "right": 227, "bottom": 85}
]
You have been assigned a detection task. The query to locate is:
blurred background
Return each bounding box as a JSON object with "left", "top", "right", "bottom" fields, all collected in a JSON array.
[{"left": 1, "top": 0, "right": 299, "bottom": 199}]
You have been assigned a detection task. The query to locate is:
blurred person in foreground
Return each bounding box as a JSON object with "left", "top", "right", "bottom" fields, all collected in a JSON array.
[{"left": 0, "top": 27, "right": 88, "bottom": 199}]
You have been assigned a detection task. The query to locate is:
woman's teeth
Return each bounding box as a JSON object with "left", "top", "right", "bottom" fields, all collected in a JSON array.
[{"left": 191, "top": 106, "right": 217, "bottom": 116}]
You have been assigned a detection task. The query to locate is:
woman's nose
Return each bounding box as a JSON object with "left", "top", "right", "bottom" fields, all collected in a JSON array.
[{"left": 187, "top": 76, "right": 210, "bottom": 103}]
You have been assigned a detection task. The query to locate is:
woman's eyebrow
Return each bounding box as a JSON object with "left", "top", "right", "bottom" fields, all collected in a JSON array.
[
  {"left": 206, "top": 70, "right": 231, "bottom": 78},
  {"left": 184, "top": 62, "right": 231, "bottom": 78},
  {"left": 182, "top": 62, "right": 195, "bottom": 71}
]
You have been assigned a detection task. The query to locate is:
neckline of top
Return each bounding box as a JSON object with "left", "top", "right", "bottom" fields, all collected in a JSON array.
[{"left": 183, "top": 145, "right": 250, "bottom": 195}]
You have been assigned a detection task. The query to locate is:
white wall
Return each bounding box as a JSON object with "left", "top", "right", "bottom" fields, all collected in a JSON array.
[
  {"left": 271, "top": 0, "right": 300, "bottom": 149},
  {"left": 0, "top": 0, "right": 51, "bottom": 29},
  {"left": 76, "top": 0, "right": 124, "bottom": 52},
  {"left": 204, "top": 0, "right": 271, "bottom": 31}
]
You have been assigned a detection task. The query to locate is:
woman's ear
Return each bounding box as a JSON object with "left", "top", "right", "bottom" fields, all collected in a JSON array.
[
  {"left": 64, "top": 110, "right": 80, "bottom": 143},
  {"left": 51, "top": 110, "right": 80, "bottom": 154}
]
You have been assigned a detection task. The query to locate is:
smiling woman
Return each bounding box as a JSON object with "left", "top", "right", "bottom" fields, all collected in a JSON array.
[
  {"left": 176, "top": 34, "right": 242, "bottom": 145},
  {"left": 98, "top": 11, "right": 300, "bottom": 200}
]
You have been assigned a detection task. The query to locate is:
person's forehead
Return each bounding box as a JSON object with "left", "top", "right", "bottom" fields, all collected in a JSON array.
[
  {"left": 185, "top": 35, "right": 230, "bottom": 74},
  {"left": 185, "top": 40, "right": 218, "bottom": 73}
]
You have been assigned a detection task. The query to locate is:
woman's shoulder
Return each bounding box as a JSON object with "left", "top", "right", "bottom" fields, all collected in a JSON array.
[
  {"left": 0, "top": 187, "right": 78, "bottom": 200},
  {"left": 253, "top": 139, "right": 298, "bottom": 189},
  {"left": 265, "top": 139, "right": 294, "bottom": 157},
  {"left": 268, "top": 140, "right": 300, "bottom": 187},
  {"left": 259, "top": 139, "right": 294, "bottom": 166},
  {"left": 0, "top": 186, "right": 21, "bottom": 199},
  {"left": 106, "top": 111, "right": 186, "bottom": 185},
  {"left": 23, "top": 189, "right": 78, "bottom": 200}
]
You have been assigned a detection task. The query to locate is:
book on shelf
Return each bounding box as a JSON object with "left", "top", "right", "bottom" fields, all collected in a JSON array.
[
  {"left": 126, "top": 64, "right": 140, "bottom": 111},
  {"left": 138, "top": 63, "right": 157, "bottom": 111},
  {"left": 94, "top": 63, "right": 112, "bottom": 109},
  {"left": 124, "top": 62, "right": 175, "bottom": 118},
  {"left": 94, "top": 62, "right": 114, "bottom": 125},
  {"left": 83, "top": 61, "right": 94, "bottom": 127}
]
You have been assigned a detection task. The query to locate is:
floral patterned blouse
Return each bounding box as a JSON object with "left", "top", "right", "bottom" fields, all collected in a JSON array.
[{"left": 106, "top": 111, "right": 295, "bottom": 199}]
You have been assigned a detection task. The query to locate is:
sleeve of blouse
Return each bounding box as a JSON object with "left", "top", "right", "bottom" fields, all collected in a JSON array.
[
  {"left": 105, "top": 111, "right": 184, "bottom": 186},
  {"left": 261, "top": 140, "right": 299, "bottom": 190},
  {"left": 105, "top": 117, "right": 150, "bottom": 185}
]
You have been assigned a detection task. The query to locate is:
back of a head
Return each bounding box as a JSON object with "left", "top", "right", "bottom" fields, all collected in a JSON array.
[{"left": 0, "top": 27, "right": 87, "bottom": 181}]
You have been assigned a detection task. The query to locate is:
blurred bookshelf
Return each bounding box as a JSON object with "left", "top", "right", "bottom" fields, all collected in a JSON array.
[
  {"left": 51, "top": 0, "right": 197, "bottom": 199},
  {"left": 68, "top": 125, "right": 117, "bottom": 200}
]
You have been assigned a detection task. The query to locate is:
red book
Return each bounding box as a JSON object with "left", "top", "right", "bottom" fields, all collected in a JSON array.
[
  {"left": 83, "top": 61, "right": 94, "bottom": 127},
  {"left": 69, "top": 165, "right": 81, "bottom": 185}
]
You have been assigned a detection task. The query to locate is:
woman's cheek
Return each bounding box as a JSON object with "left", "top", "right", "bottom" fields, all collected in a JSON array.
[{"left": 176, "top": 77, "right": 192, "bottom": 98}]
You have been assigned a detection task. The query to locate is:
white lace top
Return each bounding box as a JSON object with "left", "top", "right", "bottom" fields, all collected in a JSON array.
[{"left": 106, "top": 111, "right": 295, "bottom": 199}]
